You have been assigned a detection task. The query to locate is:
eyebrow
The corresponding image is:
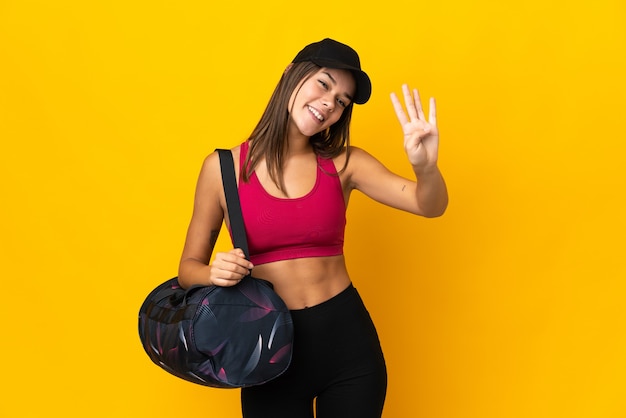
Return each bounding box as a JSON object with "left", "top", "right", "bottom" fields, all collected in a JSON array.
[{"left": 322, "top": 71, "right": 354, "bottom": 102}]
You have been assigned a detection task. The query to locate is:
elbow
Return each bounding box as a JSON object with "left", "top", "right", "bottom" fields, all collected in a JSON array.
[
  {"left": 414, "top": 178, "right": 448, "bottom": 218},
  {"left": 424, "top": 209, "right": 446, "bottom": 218},
  {"left": 177, "top": 272, "right": 195, "bottom": 289},
  {"left": 422, "top": 208, "right": 446, "bottom": 218},
  {"left": 420, "top": 199, "right": 448, "bottom": 218},
  {"left": 177, "top": 268, "right": 191, "bottom": 289}
]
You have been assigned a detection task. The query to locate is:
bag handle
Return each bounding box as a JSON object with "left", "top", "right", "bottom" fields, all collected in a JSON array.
[{"left": 216, "top": 148, "right": 250, "bottom": 260}]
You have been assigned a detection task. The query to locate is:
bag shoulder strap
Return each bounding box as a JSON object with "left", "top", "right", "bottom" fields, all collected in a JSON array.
[{"left": 216, "top": 148, "right": 250, "bottom": 259}]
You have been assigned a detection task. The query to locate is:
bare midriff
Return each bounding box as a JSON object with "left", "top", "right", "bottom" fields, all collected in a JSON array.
[{"left": 251, "top": 254, "right": 351, "bottom": 310}]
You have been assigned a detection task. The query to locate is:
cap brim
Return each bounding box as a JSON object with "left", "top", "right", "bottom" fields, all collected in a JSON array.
[{"left": 309, "top": 58, "right": 372, "bottom": 105}]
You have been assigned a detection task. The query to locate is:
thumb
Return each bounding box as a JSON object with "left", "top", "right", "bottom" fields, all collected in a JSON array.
[{"left": 230, "top": 248, "right": 246, "bottom": 257}]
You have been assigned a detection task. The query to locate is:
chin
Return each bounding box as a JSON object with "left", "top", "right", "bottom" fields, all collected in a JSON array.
[{"left": 297, "top": 124, "right": 325, "bottom": 138}]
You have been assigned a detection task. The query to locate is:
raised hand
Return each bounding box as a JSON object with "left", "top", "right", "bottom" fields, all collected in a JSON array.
[{"left": 390, "top": 84, "right": 439, "bottom": 172}]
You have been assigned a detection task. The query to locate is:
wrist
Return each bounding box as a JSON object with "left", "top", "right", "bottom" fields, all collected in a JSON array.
[{"left": 412, "top": 163, "right": 440, "bottom": 178}]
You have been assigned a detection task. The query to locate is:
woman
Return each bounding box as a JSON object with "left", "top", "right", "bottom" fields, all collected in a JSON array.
[{"left": 178, "top": 38, "right": 448, "bottom": 418}]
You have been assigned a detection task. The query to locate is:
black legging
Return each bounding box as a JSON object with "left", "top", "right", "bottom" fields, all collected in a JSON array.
[{"left": 241, "top": 283, "right": 387, "bottom": 418}]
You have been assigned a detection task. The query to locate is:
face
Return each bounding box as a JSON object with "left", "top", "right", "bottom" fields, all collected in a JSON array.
[{"left": 287, "top": 67, "right": 356, "bottom": 138}]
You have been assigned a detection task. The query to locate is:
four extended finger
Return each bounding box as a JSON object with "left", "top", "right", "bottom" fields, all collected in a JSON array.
[
  {"left": 390, "top": 92, "right": 409, "bottom": 126},
  {"left": 402, "top": 84, "right": 419, "bottom": 121},
  {"left": 429, "top": 97, "right": 437, "bottom": 127},
  {"left": 413, "top": 88, "right": 426, "bottom": 121}
]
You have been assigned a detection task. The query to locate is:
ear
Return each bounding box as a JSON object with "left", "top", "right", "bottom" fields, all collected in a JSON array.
[{"left": 284, "top": 63, "right": 293, "bottom": 74}]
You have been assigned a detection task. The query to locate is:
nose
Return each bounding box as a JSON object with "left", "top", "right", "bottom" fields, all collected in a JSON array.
[{"left": 322, "top": 94, "right": 335, "bottom": 113}]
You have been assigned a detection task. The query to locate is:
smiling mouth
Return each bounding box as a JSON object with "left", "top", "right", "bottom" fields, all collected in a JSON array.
[{"left": 307, "top": 106, "right": 324, "bottom": 122}]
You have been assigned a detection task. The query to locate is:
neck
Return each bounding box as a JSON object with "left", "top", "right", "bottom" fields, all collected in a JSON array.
[{"left": 285, "top": 136, "right": 314, "bottom": 156}]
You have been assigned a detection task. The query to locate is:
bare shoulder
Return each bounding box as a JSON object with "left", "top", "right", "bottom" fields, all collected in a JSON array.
[
  {"left": 198, "top": 150, "right": 220, "bottom": 184},
  {"left": 194, "top": 146, "right": 242, "bottom": 221},
  {"left": 343, "top": 145, "right": 387, "bottom": 175},
  {"left": 201, "top": 145, "right": 242, "bottom": 177},
  {"left": 348, "top": 145, "right": 377, "bottom": 162},
  {"left": 333, "top": 145, "right": 377, "bottom": 170},
  {"left": 195, "top": 152, "right": 222, "bottom": 207}
]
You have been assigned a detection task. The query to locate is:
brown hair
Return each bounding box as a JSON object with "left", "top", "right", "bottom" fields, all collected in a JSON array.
[{"left": 242, "top": 61, "right": 354, "bottom": 193}]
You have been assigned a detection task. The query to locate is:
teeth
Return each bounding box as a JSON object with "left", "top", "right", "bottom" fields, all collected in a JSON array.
[{"left": 308, "top": 106, "right": 324, "bottom": 121}]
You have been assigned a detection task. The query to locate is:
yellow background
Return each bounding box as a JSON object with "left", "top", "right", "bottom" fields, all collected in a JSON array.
[{"left": 1, "top": 0, "right": 625, "bottom": 417}]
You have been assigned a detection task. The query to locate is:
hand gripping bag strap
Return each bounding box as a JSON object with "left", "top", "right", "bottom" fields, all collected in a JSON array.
[{"left": 216, "top": 149, "right": 250, "bottom": 259}]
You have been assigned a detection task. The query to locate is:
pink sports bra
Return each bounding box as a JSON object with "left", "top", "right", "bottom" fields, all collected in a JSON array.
[{"left": 237, "top": 141, "right": 346, "bottom": 265}]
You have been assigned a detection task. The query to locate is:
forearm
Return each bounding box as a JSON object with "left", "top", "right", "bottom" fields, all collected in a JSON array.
[
  {"left": 178, "top": 258, "right": 213, "bottom": 288},
  {"left": 414, "top": 165, "right": 448, "bottom": 217}
]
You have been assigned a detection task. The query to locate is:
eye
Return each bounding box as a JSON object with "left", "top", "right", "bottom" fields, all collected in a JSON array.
[
  {"left": 318, "top": 80, "right": 328, "bottom": 90},
  {"left": 337, "top": 98, "right": 348, "bottom": 108}
]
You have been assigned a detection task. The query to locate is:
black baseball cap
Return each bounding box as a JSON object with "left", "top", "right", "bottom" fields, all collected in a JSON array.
[{"left": 292, "top": 38, "right": 372, "bottom": 105}]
